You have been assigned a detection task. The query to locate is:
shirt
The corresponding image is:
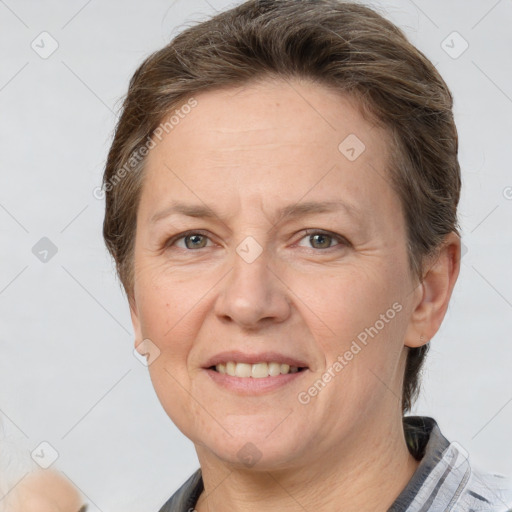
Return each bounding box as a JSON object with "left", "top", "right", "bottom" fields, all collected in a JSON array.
[{"left": 157, "top": 416, "right": 512, "bottom": 511}]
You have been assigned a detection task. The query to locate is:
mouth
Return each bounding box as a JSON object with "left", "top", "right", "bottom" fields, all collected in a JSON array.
[
  {"left": 210, "top": 361, "right": 307, "bottom": 378},
  {"left": 202, "top": 351, "right": 309, "bottom": 394}
]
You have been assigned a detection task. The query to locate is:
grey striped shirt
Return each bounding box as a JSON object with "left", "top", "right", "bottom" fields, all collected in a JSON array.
[{"left": 158, "top": 416, "right": 512, "bottom": 511}]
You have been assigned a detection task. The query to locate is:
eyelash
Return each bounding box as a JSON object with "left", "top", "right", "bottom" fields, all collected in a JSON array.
[{"left": 165, "top": 229, "right": 350, "bottom": 251}]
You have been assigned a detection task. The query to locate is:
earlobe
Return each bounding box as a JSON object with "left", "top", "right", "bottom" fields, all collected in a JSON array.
[{"left": 404, "top": 232, "right": 461, "bottom": 348}]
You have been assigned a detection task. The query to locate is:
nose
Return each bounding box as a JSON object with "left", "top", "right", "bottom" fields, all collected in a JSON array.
[{"left": 214, "top": 247, "right": 291, "bottom": 329}]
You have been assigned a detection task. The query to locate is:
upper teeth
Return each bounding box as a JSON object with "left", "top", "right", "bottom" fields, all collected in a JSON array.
[{"left": 215, "top": 362, "right": 300, "bottom": 378}]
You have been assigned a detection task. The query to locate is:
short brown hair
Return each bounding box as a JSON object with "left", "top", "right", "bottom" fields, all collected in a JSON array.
[{"left": 102, "top": 0, "right": 461, "bottom": 414}]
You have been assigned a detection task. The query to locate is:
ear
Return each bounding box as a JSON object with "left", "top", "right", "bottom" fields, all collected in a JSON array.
[
  {"left": 129, "top": 295, "right": 144, "bottom": 348},
  {"left": 404, "top": 232, "right": 461, "bottom": 348}
]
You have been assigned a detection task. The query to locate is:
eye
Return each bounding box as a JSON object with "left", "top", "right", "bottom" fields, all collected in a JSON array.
[
  {"left": 165, "top": 229, "right": 349, "bottom": 252},
  {"left": 166, "top": 230, "right": 213, "bottom": 250},
  {"left": 296, "top": 229, "right": 349, "bottom": 250}
]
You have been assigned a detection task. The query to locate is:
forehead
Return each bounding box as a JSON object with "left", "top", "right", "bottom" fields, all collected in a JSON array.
[
  {"left": 139, "top": 78, "right": 396, "bottom": 225},
  {"left": 150, "top": 78, "right": 386, "bottom": 155}
]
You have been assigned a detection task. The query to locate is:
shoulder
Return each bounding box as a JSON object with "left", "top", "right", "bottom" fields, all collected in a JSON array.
[
  {"left": 457, "top": 464, "right": 512, "bottom": 512},
  {"left": 436, "top": 438, "right": 512, "bottom": 512},
  {"left": 397, "top": 417, "right": 512, "bottom": 512}
]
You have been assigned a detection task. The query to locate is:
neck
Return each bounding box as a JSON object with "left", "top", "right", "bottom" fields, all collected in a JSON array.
[{"left": 194, "top": 414, "right": 420, "bottom": 512}]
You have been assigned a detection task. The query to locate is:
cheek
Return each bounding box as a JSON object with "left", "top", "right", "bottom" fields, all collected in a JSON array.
[
  {"left": 292, "top": 265, "right": 409, "bottom": 413},
  {"left": 293, "top": 270, "right": 407, "bottom": 420},
  {"left": 292, "top": 265, "right": 404, "bottom": 349},
  {"left": 138, "top": 275, "right": 215, "bottom": 432},
  {"left": 134, "top": 275, "right": 204, "bottom": 361}
]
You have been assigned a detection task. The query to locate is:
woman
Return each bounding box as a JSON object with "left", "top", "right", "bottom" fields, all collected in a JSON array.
[{"left": 101, "top": 1, "right": 512, "bottom": 510}]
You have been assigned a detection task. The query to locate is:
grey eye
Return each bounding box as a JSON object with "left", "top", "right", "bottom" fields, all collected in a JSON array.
[
  {"left": 309, "top": 233, "right": 333, "bottom": 249},
  {"left": 184, "top": 234, "right": 208, "bottom": 249}
]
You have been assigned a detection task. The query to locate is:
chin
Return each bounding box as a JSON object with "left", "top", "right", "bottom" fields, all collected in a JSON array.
[{"left": 193, "top": 416, "right": 310, "bottom": 471}]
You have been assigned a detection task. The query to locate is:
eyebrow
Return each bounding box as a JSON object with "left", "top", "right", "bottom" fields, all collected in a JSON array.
[{"left": 149, "top": 199, "right": 361, "bottom": 225}]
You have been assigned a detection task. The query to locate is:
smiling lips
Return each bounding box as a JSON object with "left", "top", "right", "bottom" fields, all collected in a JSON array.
[
  {"left": 204, "top": 352, "right": 309, "bottom": 394},
  {"left": 204, "top": 351, "right": 308, "bottom": 380},
  {"left": 215, "top": 361, "right": 302, "bottom": 378}
]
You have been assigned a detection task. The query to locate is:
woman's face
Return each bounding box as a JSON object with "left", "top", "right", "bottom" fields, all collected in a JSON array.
[{"left": 130, "top": 78, "right": 423, "bottom": 469}]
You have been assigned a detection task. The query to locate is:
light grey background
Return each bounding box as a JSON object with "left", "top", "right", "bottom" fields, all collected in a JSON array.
[{"left": 1, "top": 0, "right": 511, "bottom": 510}]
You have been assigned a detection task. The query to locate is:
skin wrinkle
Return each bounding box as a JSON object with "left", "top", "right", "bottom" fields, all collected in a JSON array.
[
  {"left": 147, "top": 209, "right": 372, "bottom": 259},
  {"left": 128, "top": 78, "right": 460, "bottom": 512}
]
